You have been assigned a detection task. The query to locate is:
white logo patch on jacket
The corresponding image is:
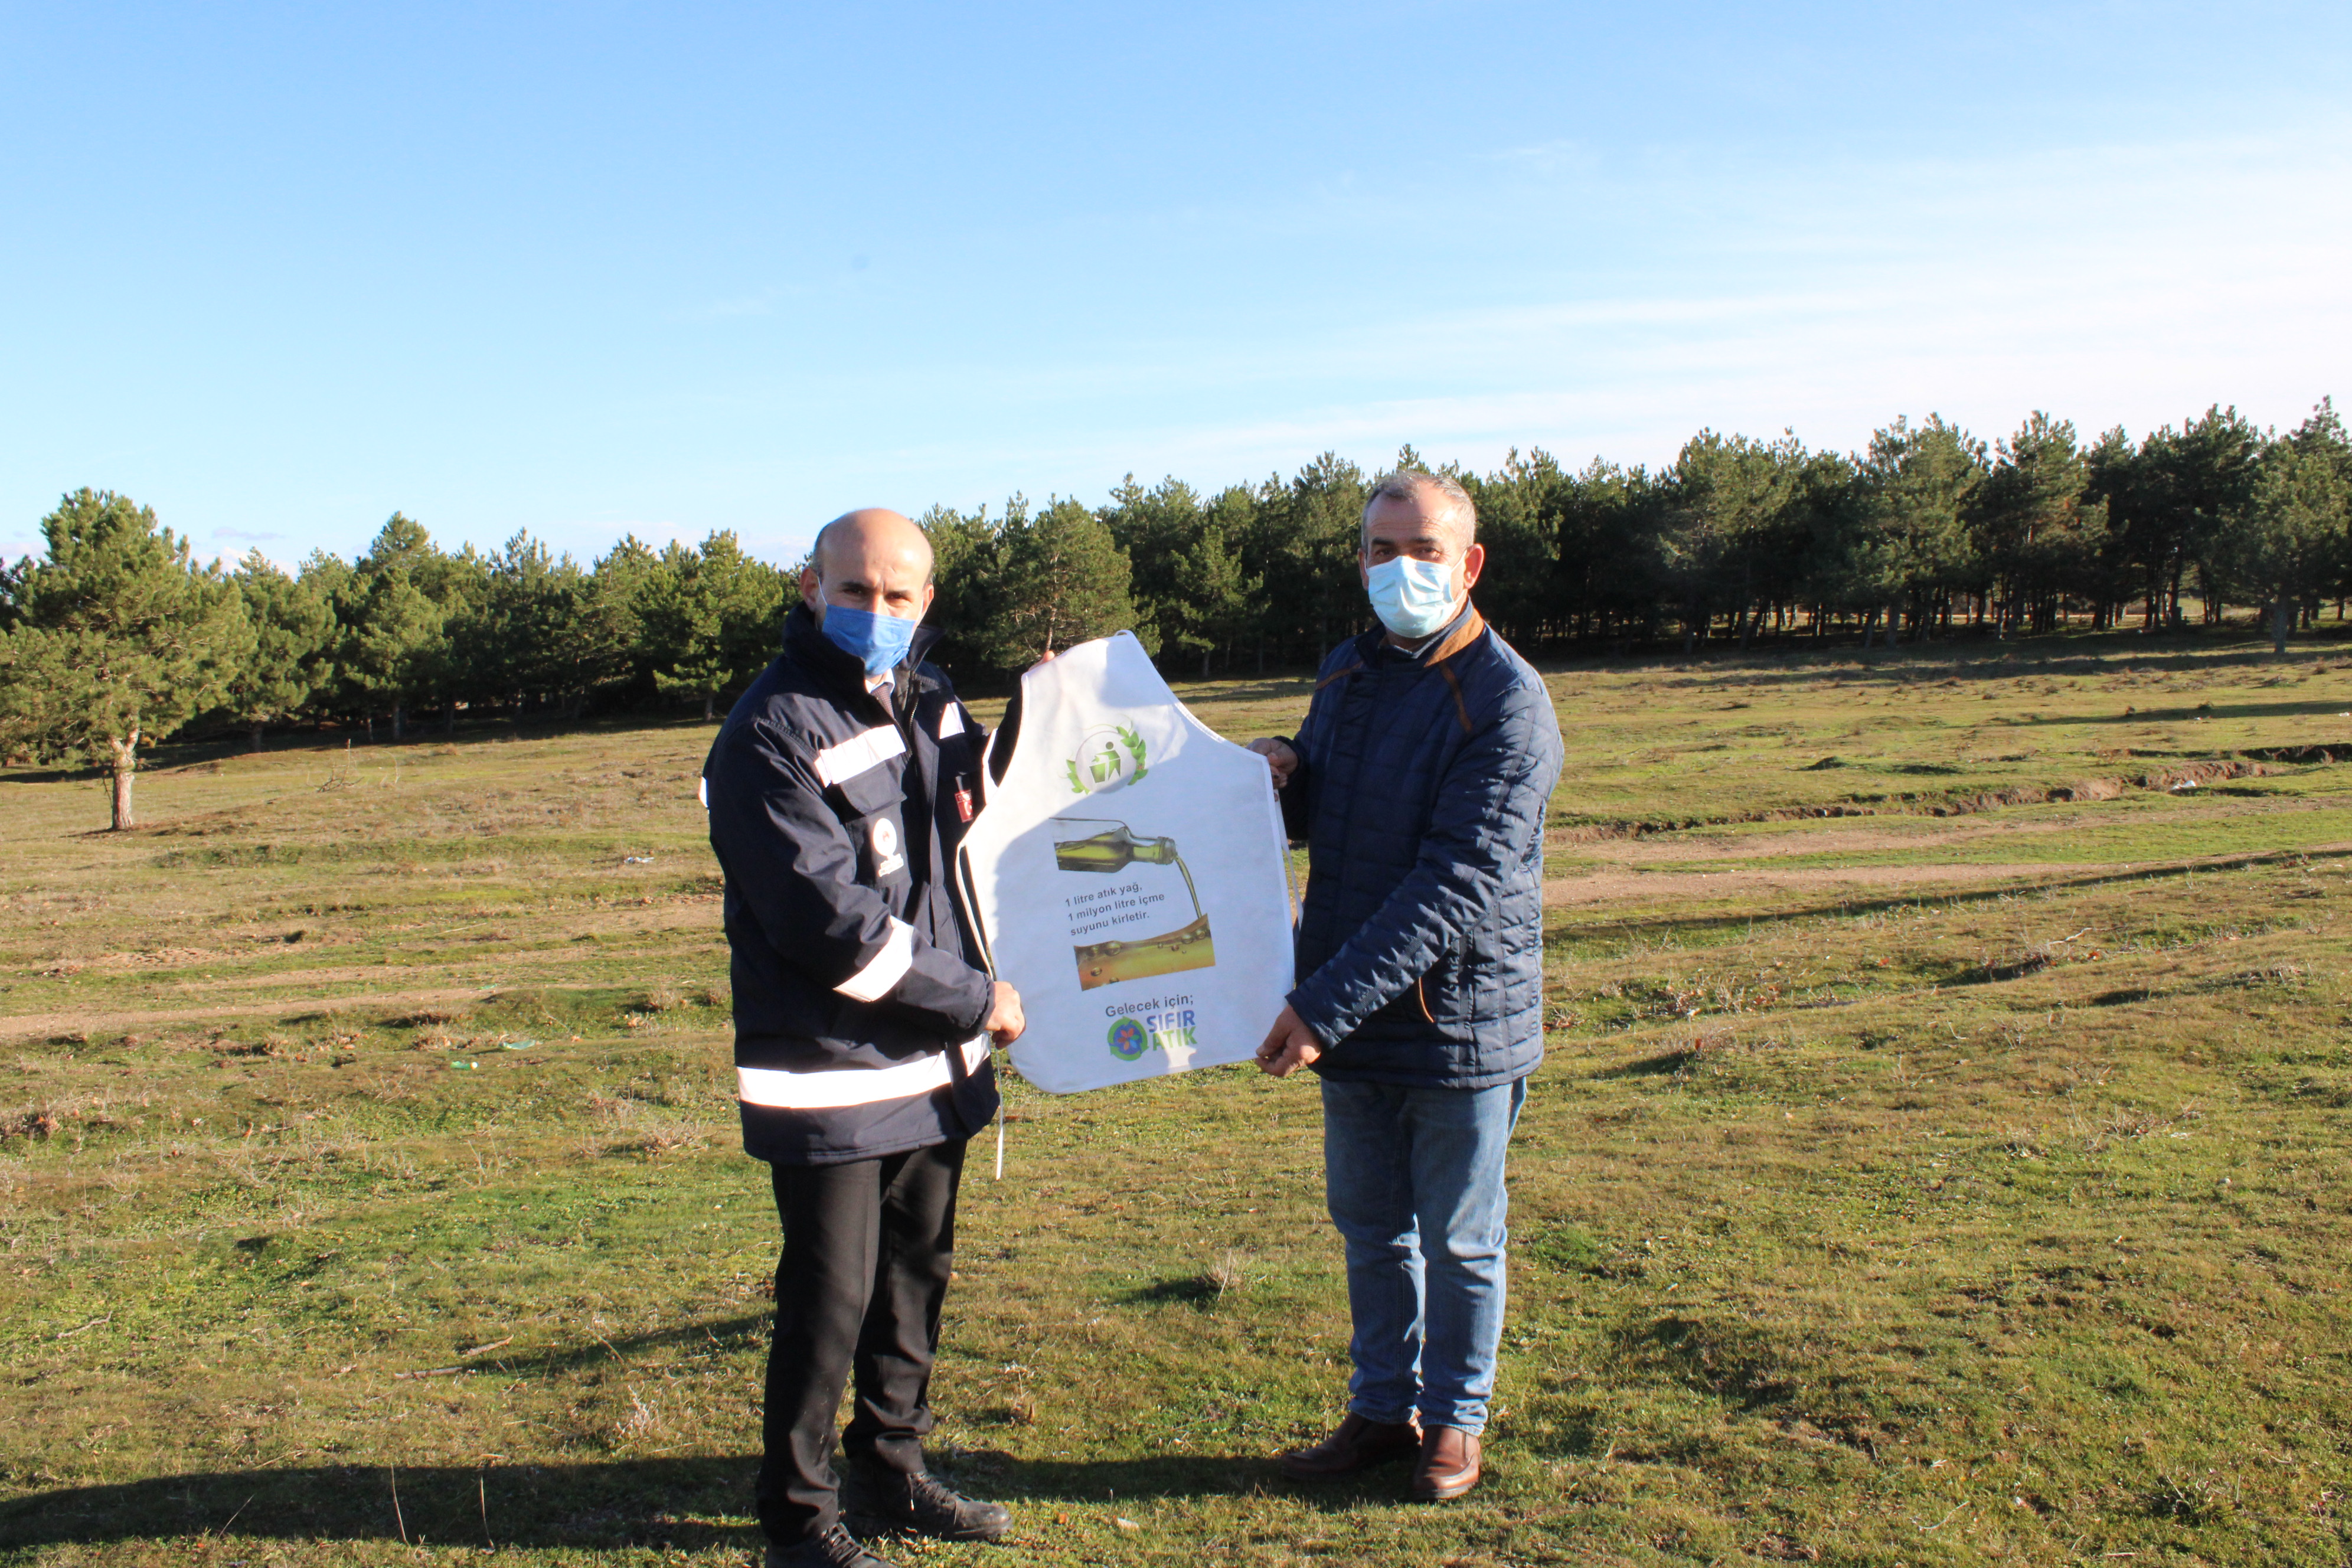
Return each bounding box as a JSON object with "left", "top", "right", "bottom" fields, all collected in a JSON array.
[{"left": 870, "top": 815, "right": 906, "bottom": 877}]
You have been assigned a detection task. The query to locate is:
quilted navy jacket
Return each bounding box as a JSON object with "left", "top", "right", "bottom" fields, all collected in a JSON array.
[{"left": 1280, "top": 605, "right": 1564, "bottom": 1089}]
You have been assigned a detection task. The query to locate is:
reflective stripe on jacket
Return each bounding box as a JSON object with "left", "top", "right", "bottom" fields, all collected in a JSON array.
[
  {"left": 1282, "top": 605, "right": 1564, "bottom": 1089},
  {"left": 704, "top": 604, "right": 998, "bottom": 1164}
]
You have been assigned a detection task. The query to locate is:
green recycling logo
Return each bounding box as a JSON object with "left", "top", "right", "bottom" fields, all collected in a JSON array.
[
  {"left": 1066, "top": 721, "right": 1148, "bottom": 795},
  {"left": 1106, "top": 1017, "right": 1148, "bottom": 1060}
]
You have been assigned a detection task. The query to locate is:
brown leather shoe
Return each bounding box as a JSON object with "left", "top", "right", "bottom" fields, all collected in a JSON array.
[
  {"left": 1411, "top": 1426, "right": 1482, "bottom": 1500},
  {"left": 1278, "top": 1412, "right": 1422, "bottom": 1480}
]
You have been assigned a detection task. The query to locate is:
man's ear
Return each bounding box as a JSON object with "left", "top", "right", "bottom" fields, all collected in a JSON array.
[
  {"left": 1460, "top": 542, "right": 1487, "bottom": 591},
  {"left": 799, "top": 566, "right": 825, "bottom": 615},
  {"left": 919, "top": 581, "right": 936, "bottom": 619}
]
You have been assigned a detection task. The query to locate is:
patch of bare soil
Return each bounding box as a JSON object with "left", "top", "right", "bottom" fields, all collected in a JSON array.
[
  {"left": 1556, "top": 757, "right": 2299, "bottom": 841},
  {"left": 93, "top": 946, "right": 224, "bottom": 968},
  {"left": 1546, "top": 837, "right": 2352, "bottom": 906},
  {"left": 195, "top": 964, "right": 490, "bottom": 992},
  {"left": 1609, "top": 825, "right": 2013, "bottom": 864},
  {"left": 1545, "top": 864, "right": 2075, "bottom": 906},
  {"left": 1578, "top": 792, "right": 2347, "bottom": 866}
]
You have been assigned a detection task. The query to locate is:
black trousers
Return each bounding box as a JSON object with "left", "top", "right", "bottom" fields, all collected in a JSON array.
[{"left": 756, "top": 1137, "right": 966, "bottom": 1545}]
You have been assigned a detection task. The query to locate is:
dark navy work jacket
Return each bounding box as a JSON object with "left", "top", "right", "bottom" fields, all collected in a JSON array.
[
  {"left": 704, "top": 605, "right": 998, "bottom": 1164},
  {"left": 1282, "top": 605, "right": 1564, "bottom": 1089}
]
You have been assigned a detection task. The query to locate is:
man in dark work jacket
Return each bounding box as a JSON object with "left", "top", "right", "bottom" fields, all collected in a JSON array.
[{"left": 704, "top": 508, "right": 1027, "bottom": 1568}]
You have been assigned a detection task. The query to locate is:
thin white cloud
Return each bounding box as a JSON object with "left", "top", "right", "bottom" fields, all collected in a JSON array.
[
  {"left": 808, "top": 116, "right": 2352, "bottom": 502},
  {"left": 664, "top": 290, "right": 786, "bottom": 324}
]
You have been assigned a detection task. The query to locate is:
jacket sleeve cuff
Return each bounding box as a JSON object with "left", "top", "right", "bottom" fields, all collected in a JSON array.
[
  {"left": 1285, "top": 986, "right": 1345, "bottom": 1049},
  {"left": 881, "top": 944, "right": 996, "bottom": 1039},
  {"left": 955, "top": 968, "right": 995, "bottom": 1035},
  {"left": 1277, "top": 736, "right": 1312, "bottom": 842}
]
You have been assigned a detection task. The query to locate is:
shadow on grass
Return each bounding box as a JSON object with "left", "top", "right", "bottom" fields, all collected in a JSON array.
[
  {"left": 1165, "top": 676, "right": 1318, "bottom": 704},
  {"left": 0, "top": 765, "right": 99, "bottom": 785},
  {"left": 2036, "top": 696, "right": 2352, "bottom": 726},
  {"left": 0, "top": 1459, "right": 757, "bottom": 1553},
  {"left": 1115, "top": 1275, "right": 1223, "bottom": 1307},
  {"left": 1592, "top": 1048, "right": 1696, "bottom": 1079},
  {"left": 0, "top": 1449, "right": 1369, "bottom": 1550}
]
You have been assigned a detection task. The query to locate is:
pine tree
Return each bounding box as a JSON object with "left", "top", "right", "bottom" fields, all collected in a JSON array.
[
  {"left": 1167, "top": 522, "right": 1260, "bottom": 677},
  {"left": 226, "top": 550, "right": 334, "bottom": 748},
  {"left": 1974, "top": 413, "right": 2106, "bottom": 636},
  {"left": 644, "top": 531, "right": 786, "bottom": 718},
  {"left": 557, "top": 536, "right": 657, "bottom": 717},
  {"left": 1463, "top": 448, "right": 1568, "bottom": 650},
  {"left": 2225, "top": 436, "right": 2347, "bottom": 654},
  {"left": 988, "top": 498, "right": 1141, "bottom": 662},
  {"left": 917, "top": 502, "right": 1005, "bottom": 678},
  {"left": 2154, "top": 407, "right": 2265, "bottom": 626},
  {"left": 1250, "top": 453, "right": 1365, "bottom": 661},
  {"left": 0, "top": 489, "right": 253, "bottom": 828},
  {"left": 1660, "top": 432, "right": 1800, "bottom": 652},
  {"left": 336, "top": 514, "right": 452, "bottom": 740},
  {"left": 1849, "top": 416, "right": 1985, "bottom": 642},
  {"left": 1101, "top": 475, "right": 1203, "bottom": 651}
]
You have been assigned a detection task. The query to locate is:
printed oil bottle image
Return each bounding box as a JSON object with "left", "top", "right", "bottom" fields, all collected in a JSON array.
[{"left": 1053, "top": 817, "right": 1216, "bottom": 991}]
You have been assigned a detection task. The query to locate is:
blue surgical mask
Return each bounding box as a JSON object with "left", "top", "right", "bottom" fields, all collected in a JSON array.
[
  {"left": 1364, "top": 556, "right": 1461, "bottom": 641},
  {"left": 820, "top": 604, "right": 920, "bottom": 677}
]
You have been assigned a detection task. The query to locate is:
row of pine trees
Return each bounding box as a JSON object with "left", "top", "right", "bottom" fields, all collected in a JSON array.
[
  {"left": 3, "top": 402, "right": 2348, "bottom": 827},
  {"left": 932, "top": 403, "right": 2352, "bottom": 672}
]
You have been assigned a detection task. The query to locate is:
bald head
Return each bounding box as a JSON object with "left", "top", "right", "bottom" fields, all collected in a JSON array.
[
  {"left": 801, "top": 508, "right": 936, "bottom": 626},
  {"left": 812, "top": 508, "right": 934, "bottom": 582}
]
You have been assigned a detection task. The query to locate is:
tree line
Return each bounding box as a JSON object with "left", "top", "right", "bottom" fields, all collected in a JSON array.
[{"left": 3, "top": 401, "right": 2347, "bottom": 827}]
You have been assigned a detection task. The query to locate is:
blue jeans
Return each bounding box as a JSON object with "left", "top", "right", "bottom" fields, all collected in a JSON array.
[{"left": 1319, "top": 1076, "right": 1526, "bottom": 1435}]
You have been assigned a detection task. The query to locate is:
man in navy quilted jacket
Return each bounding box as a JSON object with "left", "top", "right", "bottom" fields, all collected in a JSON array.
[{"left": 1248, "top": 469, "right": 1564, "bottom": 1502}]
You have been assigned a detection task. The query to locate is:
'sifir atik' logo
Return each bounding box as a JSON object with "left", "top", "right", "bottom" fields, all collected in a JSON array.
[{"left": 1105, "top": 1008, "right": 1198, "bottom": 1061}]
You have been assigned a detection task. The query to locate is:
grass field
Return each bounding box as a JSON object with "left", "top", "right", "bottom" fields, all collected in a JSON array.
[{"left": 3, "top": 631, "right": 2350, "bottom": 1566}]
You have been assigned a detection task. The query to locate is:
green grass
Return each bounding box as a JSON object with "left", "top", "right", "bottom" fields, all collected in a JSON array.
[{"left": 4, "top": 634, "right": 2351, "bottom": 1565}]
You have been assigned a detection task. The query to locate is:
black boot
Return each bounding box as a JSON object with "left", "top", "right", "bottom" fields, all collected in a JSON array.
[
  {"left": 844, "top": 1466, "right": 1012, "bottom": 1543},
  {"left": 766, "top": 1523, "right": 904, "bottom": 1568}
]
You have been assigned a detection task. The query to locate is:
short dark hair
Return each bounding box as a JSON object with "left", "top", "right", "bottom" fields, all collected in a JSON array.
[{"left": 1361, "top": 471, "right": 1476, "bottom": 550}]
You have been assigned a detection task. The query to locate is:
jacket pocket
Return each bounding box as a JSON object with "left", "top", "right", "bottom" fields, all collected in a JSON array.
[
  {"left": 831, "top": 765, "right": 900, "bottom": 819},
  {"left": 1420, "top": 936, "right": 1479, "bottom": 1025},
  {"left": 830, "top": 768, "right": 910, "bottom": 891}
]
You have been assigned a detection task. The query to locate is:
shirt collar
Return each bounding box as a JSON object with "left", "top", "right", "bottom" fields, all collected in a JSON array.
[{"left": 1374, "top": 600, "right": 1476, "bottom": 664}]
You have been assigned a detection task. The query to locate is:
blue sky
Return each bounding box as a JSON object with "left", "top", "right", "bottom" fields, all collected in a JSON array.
[{"left": 4, "top": 1, "right": 2347, "bottom": 570}]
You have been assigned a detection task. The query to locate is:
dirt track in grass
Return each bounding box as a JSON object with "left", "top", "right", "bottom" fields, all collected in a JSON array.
[
  {"left": 1544, "top": 863, "right": 2080, "bottom": 904},
  {"left": 0, "top": 986, "right": 492, "bottom": 1044}
]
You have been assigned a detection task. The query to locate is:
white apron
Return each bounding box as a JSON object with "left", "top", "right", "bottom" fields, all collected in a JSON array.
[{"left": 959, "top": 632, "right": 1295, "bottom": 1094}]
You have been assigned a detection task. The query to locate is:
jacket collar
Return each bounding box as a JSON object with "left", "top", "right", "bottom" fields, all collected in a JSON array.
[{"left": 1363, "top": 600, "right": 1486, "bottom": 668}]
